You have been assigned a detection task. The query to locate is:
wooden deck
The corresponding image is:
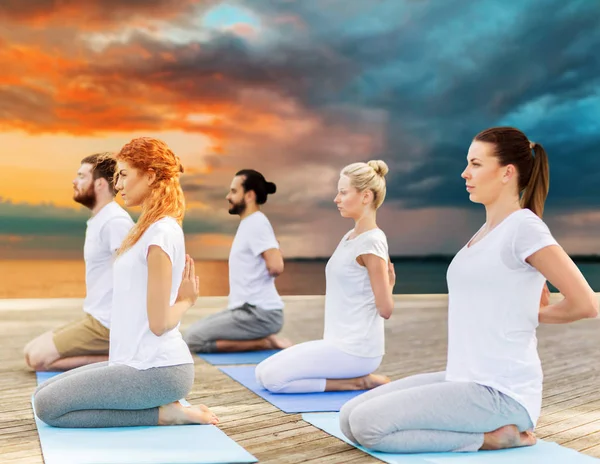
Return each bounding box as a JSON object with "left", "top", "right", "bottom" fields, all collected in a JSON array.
[{"left": 1, "top": 294, "right": 600, "bottom": 463}]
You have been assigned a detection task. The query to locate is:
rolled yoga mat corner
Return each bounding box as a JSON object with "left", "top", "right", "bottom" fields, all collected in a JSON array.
[
  {"left": 302, "top": 412, "right": 600, "bottom": 464},
  {"left": 218, "top": 365, "right": 366, "bottom": 413},
  {"left": 36, "top": 371, "right": 61, "bottom": 384},
  {"left": 34, "top": 371, "right": 258, "bottom": 464},
  {"left": 196, "top": 349, "right": 280, "bottom": 365}
]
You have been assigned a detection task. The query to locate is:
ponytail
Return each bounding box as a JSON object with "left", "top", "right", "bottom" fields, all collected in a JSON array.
[{"left": 520, "top": 143, "right": 549, "bottom": 218}]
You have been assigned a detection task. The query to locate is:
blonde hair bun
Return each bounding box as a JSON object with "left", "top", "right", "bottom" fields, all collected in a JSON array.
[
  {"left": 367, "top": 160, "right": 389, "bottom": 177},
  {"left": 341, "top": 160, "right": 389, "bottom": 210}
]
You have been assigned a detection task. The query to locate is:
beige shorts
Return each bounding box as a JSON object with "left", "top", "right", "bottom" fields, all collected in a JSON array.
[{"left": 52, "top": 313, "right": 110, "bottom": 357}]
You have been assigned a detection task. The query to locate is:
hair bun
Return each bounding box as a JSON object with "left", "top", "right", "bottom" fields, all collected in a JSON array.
[
  {"left": 367, "top": 160, "right": 389, "bottom": 177},
  {"left": 266, "top": 182, "right": 277, "bottom": 194}
]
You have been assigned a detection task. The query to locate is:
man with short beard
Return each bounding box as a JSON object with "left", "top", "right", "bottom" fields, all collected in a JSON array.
[
  {"left": 24, "top": 153, "right": 134, "bottom": 371},
  {"left": 184, "top": 169, "right": 291, "bottom": 353}
]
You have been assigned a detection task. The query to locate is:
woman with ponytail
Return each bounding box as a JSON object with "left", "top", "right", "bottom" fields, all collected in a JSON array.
[
  {"left": 33, "top": 137, "right": 219, "bottom": 428},
  {"left": 339, "top": 127, "right": 598, "bottom": 455},
  {"left": 255, "top": 160, "right": 394, "bottom": 393}
]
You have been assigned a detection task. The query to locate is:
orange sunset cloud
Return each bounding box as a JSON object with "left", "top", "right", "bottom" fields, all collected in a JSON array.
[{"left": 0, "top": 0, "right": 204, "bottom": 30}]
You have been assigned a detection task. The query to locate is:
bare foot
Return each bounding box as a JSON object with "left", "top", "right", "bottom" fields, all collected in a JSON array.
[
  {"left": 266, "top": 335, "right": 293, "bottom": 349},
  {"left": 360, "top": 374, "right": 390, "bottom": 390},
  {"left": 158, "top": 402, "right": 219, "bottom": 426},
  {"left": 481, "top": 425, "right": 537, "bottom": 450}
]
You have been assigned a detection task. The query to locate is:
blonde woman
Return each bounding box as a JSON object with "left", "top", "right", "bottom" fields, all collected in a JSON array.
[
  {"left": 339, "top": 127, "right": 598, "bottom": 454},
  {"left": 33, "top": 137, "right": 218, "bottom": 428},
  {"left": 255, "top": 160, "right": 394, "bottom": 393}
]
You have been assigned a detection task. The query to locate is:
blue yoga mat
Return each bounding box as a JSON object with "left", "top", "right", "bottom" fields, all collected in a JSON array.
[
  {"left": 197, "top": 349, "right": 280, "bottom": 365},
  {"left": 33, "top": 372, "right": 257, "bottom": 464},
  {"left": 36, "top": 371, "right": 61, "bottom": 384},
  {"left": 302, "top": 412, "right": 600, "bottom": 464},
  {"left": 219, "top": 365, "right": 365, "bottom": 413}
]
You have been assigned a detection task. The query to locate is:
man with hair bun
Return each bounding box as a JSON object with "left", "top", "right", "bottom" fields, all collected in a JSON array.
[{"left": 184, "top": 169, "right": 291, "bottom": 353}]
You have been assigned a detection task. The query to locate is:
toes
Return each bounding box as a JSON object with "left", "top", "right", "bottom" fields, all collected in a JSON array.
[
  {"left": 202, "top": 411, "right": 219, "bottom": 425},
  {"left": 524, "top": 431, "right": 537, "bottom": 445}
]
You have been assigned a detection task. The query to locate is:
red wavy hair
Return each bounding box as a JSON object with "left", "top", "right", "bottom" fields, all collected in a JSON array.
[{"left": 115, "top": 137, "right": 185, "bottom": 255}]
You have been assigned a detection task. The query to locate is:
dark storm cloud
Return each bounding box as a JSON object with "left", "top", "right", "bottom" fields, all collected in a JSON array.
[{"left": 78, "top": 0, "right": 600, "bottom": 210}]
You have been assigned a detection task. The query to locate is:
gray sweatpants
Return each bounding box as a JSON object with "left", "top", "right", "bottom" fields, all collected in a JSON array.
[
  {"left": 183, "top": 303, "right": 283, "bottom": 353},
  {"left": 33, "top": 361, "right": 194, "bottom": 428},
  {"left": 339, "top": 371, "right": 533, "bottom": 453}
]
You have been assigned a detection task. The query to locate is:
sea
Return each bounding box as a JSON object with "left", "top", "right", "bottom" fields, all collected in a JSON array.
[{"left": 1, "top": 258, "right": 599, "bottom": 299}]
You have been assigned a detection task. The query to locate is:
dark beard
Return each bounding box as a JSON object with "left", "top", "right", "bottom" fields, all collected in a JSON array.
[
  {"left": 228, "top": 200, "right": 246, "bottom": 215},
  {"left": 73, "top": 184, "right": 96, "bottom": 209}
]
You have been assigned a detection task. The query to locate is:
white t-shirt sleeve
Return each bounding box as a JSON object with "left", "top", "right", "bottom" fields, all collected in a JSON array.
[
  {"left": 356, "top": 233, "right": 389, "bottom": 262},
  {"left": 145, "top": 224, "right": 178, "bottom": 264},
  {"left": 105, "top": 217, "right": 133, "bottom": 252},
  {"left": 513, "top": 214, "right": 559, "bottom": 266},
  {"left": 249, "top": 218, "right": 279, "bottom": 257}
]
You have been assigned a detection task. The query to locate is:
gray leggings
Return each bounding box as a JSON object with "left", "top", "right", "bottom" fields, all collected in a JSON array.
[
  {"left": 33, "top": 361, "right": 194, "bottom": 428},
  {"left": 183, "top": 303, "right": 283, "bottom": 353},
  {"left": 339, "top": 371, "right": 533, "bottom": 453}
]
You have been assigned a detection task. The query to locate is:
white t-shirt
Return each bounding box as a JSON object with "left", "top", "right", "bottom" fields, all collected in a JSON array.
[
  {"left": 323, "top": 228, "right": 389, "bottom": 358},
  {"left": 83, "top": 201, "right": 133, "bottom": 328},
  {"left": 445, "top": 208, "right": 559, "bottom": 426},
  {"left": 228, "top": 211, "right": 284, "bottom": 311},
  {"left": 109, "top": 217, "right": 193, "bottom": 370}
]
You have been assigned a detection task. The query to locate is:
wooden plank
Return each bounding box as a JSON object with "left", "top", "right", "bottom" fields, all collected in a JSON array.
[
  {"left": 582, "top": 443, "right": 600, "bottom": 458},
  {"left": 0, "top": 295, "right": 599, "bottom": 463}
]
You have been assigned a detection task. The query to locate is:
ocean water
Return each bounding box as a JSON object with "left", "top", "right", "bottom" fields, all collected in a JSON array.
[{"left": 1, "top": 259, "right": 599, "bottom": 299}]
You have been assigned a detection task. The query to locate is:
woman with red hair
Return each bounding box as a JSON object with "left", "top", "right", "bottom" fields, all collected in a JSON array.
[{"left": 33, "top": 137, "right": 218, "bottom": 428}]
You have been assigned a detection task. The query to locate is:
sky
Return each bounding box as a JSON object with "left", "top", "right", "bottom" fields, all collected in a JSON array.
[{"left": 0, "top": 0, "right": 599, "bottom": 259}]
